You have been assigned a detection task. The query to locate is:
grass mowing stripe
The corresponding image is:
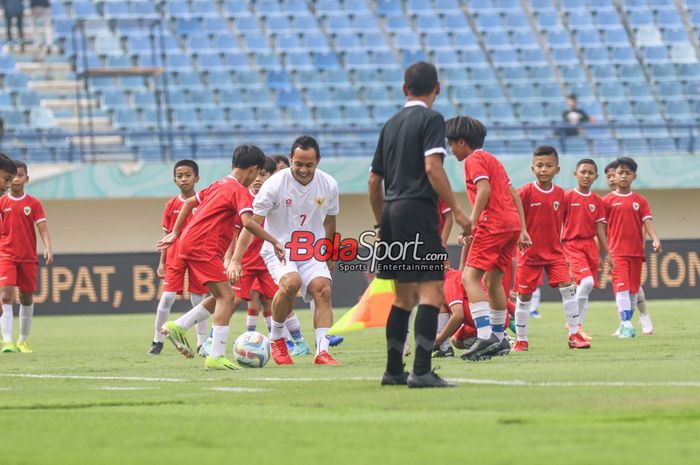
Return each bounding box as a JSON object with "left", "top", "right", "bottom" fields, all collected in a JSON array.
[{"left": 0, "top": 373, "right": 190, "bottom": 382}]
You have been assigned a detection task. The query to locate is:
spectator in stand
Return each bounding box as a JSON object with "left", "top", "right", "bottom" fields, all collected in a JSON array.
[
  {"left": 561, "top": 94, "right": 596, "bottom": 137},
  {"left": 2, "top": 0, "right": 25, "bottom": 49},
  {"left": 30, "top": 0, "right": 53, "bottom": 52}
]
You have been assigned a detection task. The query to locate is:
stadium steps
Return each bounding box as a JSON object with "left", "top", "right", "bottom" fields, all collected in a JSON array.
[
  {"left": 69, "top": 135, "right": 124, "bottom": 147},
  {"left": 675, "top": 0, "right": 700, "bottom": 63},
  {"left": 15, "top": 61, "right": 73, "bottom": 80},
  {"left": 42, "top": 99, "right": 98, "bottom": 113},
  {"left": 521, "top": 1, "right": 568, "bottom": 102},
  {"left": 27, "top": 79, "right": 79, "bottom": 93},
  {"left": 554, "top": 1, "right": 611, "bottom": 124},
  {"left": 54, "top": 116, "right": 113, "bottom": 131},
  {"left": 613, "top": 1, "right": 672, "bottom": 126}
]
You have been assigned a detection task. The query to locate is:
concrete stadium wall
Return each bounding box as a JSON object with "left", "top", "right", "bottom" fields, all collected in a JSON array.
[{"left": 41, "top": 189, "right": 700, "bottom": 254}]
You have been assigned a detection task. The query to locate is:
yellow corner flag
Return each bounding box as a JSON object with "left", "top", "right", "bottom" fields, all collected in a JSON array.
[{"left": 330, "top": 278, "right": 395, "bottom": 334}]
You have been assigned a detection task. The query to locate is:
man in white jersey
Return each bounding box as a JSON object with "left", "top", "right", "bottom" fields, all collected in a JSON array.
[{"left": 231, "top": 135, "right": 340, "bottom": 365}]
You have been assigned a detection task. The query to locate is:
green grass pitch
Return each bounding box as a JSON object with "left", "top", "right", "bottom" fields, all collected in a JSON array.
[{"left": 1, "top": 300, "right": 700, "bottom": 465}]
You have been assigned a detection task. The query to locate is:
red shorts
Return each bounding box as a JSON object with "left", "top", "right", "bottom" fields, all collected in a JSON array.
[
  {"left": 515, "top": 260, "right": 571, "bottom": 294},
  {"left": 611, "top": 256, "right": 643, "bottom": 294},
  {"left": 466, "top": 230, "right": 519, "bottom": 273},
  {"left": 0, "top": 260, "right": 37, "bottom": 293},
  {"left": 163, "top": 254, "right": 208, "bottom": 295},
  {"left": 234, "top": 268, "right": 278, "bottom": 301},
  {"left": 183, "top": 259, "right": 226, "bottom": 286},
  {"left": 563, "top": 239, "right": 599, "bottom": 286}
]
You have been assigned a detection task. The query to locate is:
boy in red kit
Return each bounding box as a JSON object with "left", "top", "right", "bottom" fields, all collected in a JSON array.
[
  {"left": 513, "top": 146, "right": 590, "bottom": 351},
  {"left": 604, "top": 161, "right": 653, "bottom": 336},
  {"left": 157, "top": 145, "right": 286, "bottom": 371},
  {"left": 0, "top": 155, "right": 17, "bottom": 352},
  {"left": 603, "top": 157, "right": 661, "bottom": 338},
  {"left": 562, "top": 159, "right": 612, "bottom": 340},
  {"left": 0, "top": 161, "right": 52, "bottom": 354},
  {"left": 445, "top": 116, "right": 531, "bottom": 362},
  {"left": 148, "top": 160, "right": 209, "bottom": 356}
]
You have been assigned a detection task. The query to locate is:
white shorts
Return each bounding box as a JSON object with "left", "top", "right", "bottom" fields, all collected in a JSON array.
[{"left": 262, "top": 251, "right": 332, "bottom": 302}]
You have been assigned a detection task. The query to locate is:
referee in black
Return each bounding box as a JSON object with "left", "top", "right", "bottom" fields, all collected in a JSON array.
[{"left": 369, "top": 62, "right": 470, "bottom": 388}]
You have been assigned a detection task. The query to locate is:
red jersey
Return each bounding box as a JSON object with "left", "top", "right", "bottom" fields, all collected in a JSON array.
[
  {"left": 179, "top": 175, "right": 253, "bottom": 262},
  {"left": 162, "top": 194, "right": 197, "bottom": 263},
  {"left": 464, "top": 149, "right": 520, "bottom": 234},
  {"left": 562, "top": 189, "right": 606, "bottom": 241},
  {"left": 437, "top": 198, "right": 451, "bottom": 237},
  {"left": 0, "top": 194, "right": 46, "bottom": 263},
  {"left": 518, "top": 181, "right": 567, "bottom": 265},
  {"left": 444, "top": 268, "right": 467, "bottom": 311},
  {"left": 234, "top": 189, "right": 267, "bottom": 271},
  {"left": 603, "top": 191, "right": 652, "bottom": 258}
]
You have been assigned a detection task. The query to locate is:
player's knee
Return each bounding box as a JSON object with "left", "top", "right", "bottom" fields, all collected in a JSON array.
[
  {"left": 0, "top": 288, "right": 14, "bottom": 304},
  {"left": 310, "top": 282, "right": 332, "bottom": 303},
  {"left": 279, "top": 274, "right": 301, "bottom": 296},
  {"left": 518, "top": 293, "right": 533, "bottom": 302}
]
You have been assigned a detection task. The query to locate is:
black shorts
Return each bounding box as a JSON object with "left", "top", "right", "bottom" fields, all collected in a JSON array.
[{"left": 376, "top": 198, "right": 446, "bottom": 283}]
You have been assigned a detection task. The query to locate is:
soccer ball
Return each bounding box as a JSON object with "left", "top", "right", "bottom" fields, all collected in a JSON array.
[{"left": 233, "top": 331, "right": 271, "bottom": 368}]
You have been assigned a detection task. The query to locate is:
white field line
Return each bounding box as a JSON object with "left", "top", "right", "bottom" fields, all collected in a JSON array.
[
  {"left": 210, "top": 387, "right": 269, "bottom": 393},
  {"left": 0, "top": 373, "right": 189, "bottom": 382},
  {"left": 97, "top": 386, "right": 161, "bottom": 391},
  {"left": 3, "top": 373, "right": 700, "bottom": 388}
]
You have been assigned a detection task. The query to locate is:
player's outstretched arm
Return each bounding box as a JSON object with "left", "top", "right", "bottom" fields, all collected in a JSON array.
[
  {"left": 435, "top": 304, "right": 464, "bottom": 349},
  {"left": 509, "top": 185, "right": 532, "bottom": 250},
  {"left": 157, "top": 197, "right": 197, "bottom": 250},
  {"left": 37, "top": 221, "right": 53, "bottom": 265},
  {"left": 425, "top": 155, "right": 471, "bottom": 235},
  {"left": 643, "top": 219, "right": 662, "bottom": 253}
]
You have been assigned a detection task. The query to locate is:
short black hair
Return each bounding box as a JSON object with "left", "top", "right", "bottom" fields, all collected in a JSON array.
[
  {"left": 0, "top": 152, "right": 17, "bottom": 176},
  {"left": 272, "top": 155, "right": 290, "bottom": 167},
  {"left": 290, "top": 135, "right": 321, "bottom": 160},
  {"left": 262, "top": 156, "right": 277, "bottom": 173},
  {"left": 615, "top": 156, "right": 638, "bottom": 173},
  {"left": 404, "top": 61, "right": 439, "bottom": 97},
  {"left": 445, "top": 115, "right": 487, "bottom": 149},
  {"left": 14, "top": 160, "right": 27, "bottom": 174},
  {"left": 604, "top": 160, "right": 619, "bottom": 174},
  {"left": 173, "top": 159, "right": 198, "bottom": 177},
  {"left": 232, "top": 144, "right": 266, "bottom": 169},
  {"left": 575, "top": 158, "right": 597, "bottom": 171},
  {"left": 567, "top": 94, "right": 578, "bottom": 100},
  {"left": 533, "top": 145, "right": 559, "bottom": 161}
]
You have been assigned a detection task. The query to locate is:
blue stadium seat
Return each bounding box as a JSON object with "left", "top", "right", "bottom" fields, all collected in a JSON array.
[
  {"left": 132, "top": 1, "right": 157, "bottom": 16},
  {"left": 376, "top": 0, "right": 402, "bottom": 16},
  {"left": 286, "top": 105, "right": 315, "bottom": 126}
]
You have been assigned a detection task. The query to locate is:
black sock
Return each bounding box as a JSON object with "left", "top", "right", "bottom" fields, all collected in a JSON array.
[
  {"left": 413, "top": 304, "right": 439, "bottom": 376},
  {"left": 385, "top": 305, "right": 411, "bottom": 375}
]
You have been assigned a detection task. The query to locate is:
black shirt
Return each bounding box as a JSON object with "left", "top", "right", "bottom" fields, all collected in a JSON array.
[
  {"left": 562, "top": 108, "right": 590, "bottom": 126},
  {"left": 371, "top": 101, "right": 446, "bottom": 204}
]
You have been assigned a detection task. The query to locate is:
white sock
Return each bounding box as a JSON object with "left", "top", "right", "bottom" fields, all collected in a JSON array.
[
  {"left": 154, "top": 291, "right": 177, "bottom": 343},
  {"left": 315, "top": 327, "right": 330, "bottom": 355},
  {"left": 246, "top": 313, "right": 258, "bottom": 331},
  {"left": 630, "top": 292, "right": 638, "bottom": 316},
  {"left": 489, "top": 309, "right": 507, "bottom": 341},
  {"left": 515, "top": 298, "right": 531, "bottom": 341},
  {"left": 210, "top": 325, "right": 230, "bottom": 358},
  {"left": 285, "top": 313, "right": 304, "bottom": 341},
  {"left": 18, "top": 304, "right": 33, "bottom": 343},
  {"left": 615, "top": 290, "right": 633, "bottom": 328},
  {"left": 469, "top": 300, "right": 492, "bottom": 340},
  {"left": 195, "top": 320, "right": 209, "bottom": 346},
  {"left": 637, "top": 287, "right": 648, "bottom": 315},
  {"left": 270, "top": 319, "right": 285, "bottom": 340},
  {"left": 437, "top": 313, "right": 450, "bottom": 350},
  {"left": 173, "top": 303, "right": 211, "bottom": 331},
  {"left": 283, "top": 326, "right": 292, "bottom": 340},
  {"left": 190, "top": 292, "right": 206, "bottom": 307},
  {"left": 1, "top": 304, "right": 13, "bottom": 342},
  {"left": 576, "top": 276, "right": 595, "bottom": 327},
  {"left": 264, "top": 315, "right": 272, "bottom": 332},
  {"left": 560, "top": 285, "right": 579, "bottom": 335},
  {"left": 531, "top": 287, "right": 541, "bottom": 311}
]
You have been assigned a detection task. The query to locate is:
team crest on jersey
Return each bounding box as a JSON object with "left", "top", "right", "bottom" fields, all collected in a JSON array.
[
  {"left": 632, "top": 202, "right": 640, "bottom": 211},
  {"left": 23, "top": 206, "right": 31, "bottom": 216},
  {"left": 589, "top": 204, "right": 596, "bottom": 212},
  {"left": 314, "top": 196, "right": 326, "bottom": 207},
  {"left": 285, "top": 198, "right": 293, "bottom": 207},
  {"left": 553, "top": 201, "right": 560, "bottom": 211}
]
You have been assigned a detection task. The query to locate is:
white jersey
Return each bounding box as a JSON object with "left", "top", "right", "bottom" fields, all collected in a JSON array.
[{"left": 253, "top": 168, "right": 340, "bottom": 257}]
